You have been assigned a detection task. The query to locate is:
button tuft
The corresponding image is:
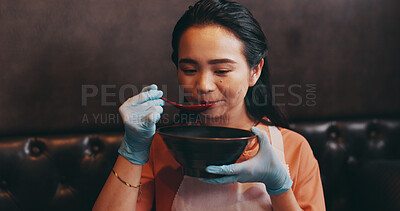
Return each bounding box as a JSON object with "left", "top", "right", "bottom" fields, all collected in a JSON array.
[{"left": 25, "top": 138, "right": 45, "bottom": 157}]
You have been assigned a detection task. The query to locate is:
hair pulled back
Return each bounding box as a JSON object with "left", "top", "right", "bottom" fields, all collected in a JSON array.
[{"left": 171, "top": 0, "right": 288, "bottom": 128}]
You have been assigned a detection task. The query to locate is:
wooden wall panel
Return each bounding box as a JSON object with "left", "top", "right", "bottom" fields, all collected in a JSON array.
[{"left": 0, "top": 0, "right": 398, "bottom": 135}]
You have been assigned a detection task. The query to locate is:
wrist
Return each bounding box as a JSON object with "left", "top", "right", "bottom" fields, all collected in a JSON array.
[
  {"left": 269, "top": 188, "right": 302, "bottom": 210},
  {"left": 114, "top": 155, "right": 143, "bottom": 186},
  {"left": 118, "top": 139, "right": 150, "bottom": 165},
  {"left": 265, "top": 173, "right": 293, "bottom": 195}
]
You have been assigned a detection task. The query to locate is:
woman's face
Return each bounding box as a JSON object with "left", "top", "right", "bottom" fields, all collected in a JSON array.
[{"left": 177, "top": 25, "right": 261, "bottom": 126}]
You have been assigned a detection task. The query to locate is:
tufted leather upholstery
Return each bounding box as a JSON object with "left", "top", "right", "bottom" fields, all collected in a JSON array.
[
  {"left": 0, "top": 119, "right": 399, "bottom": 211},
  {"left": 0, "top": 134, "right": 122, "bottom": 211},
  {"left": 290, "top": 119, "right": 400, "bottom": 210}
]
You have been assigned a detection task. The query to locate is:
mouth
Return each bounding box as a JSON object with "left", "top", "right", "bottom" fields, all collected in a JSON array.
[
  {"left": 200, "top": 101, "right": 218, "bottom": 104},
  {"left": 199, "top": 100, "right": 220, "bottom": 106},
  {"left": 188, "top": 98, "right": 221, "bottom": 106}
]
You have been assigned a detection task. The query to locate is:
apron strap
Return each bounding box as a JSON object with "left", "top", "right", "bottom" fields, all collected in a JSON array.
[{"left": 268, "top": 126, "right": 290, "bottom": 178}]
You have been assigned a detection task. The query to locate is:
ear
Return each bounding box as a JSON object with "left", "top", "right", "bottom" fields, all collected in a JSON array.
[{"left": 249, "top": 58, "right": 264, "bottom": 87}]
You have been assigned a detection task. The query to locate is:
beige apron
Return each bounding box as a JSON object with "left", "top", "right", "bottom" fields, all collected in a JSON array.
[{"left": 171, "top": 126, "right": 290, "bottom": 211}]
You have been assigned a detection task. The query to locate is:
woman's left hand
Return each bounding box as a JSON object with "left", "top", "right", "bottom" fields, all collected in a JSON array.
[{"left": 200, "top": 127, "right": 293, "bottom": 195}]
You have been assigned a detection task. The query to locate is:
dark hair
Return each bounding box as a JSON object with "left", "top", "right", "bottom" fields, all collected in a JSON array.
[{"left": 171, "top": 0, "right": 288, "bottom": 128}]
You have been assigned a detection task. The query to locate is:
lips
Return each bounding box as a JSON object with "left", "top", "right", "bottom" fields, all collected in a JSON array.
[
  {"left": 188, "top": 97, "right": 221, "bottom": 105},
  {"left": 200, "top": 100, "right": 221, "bottom": 105}
]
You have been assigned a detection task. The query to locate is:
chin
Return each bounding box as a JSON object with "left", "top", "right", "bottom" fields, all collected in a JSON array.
[{"left": 199, "top": 109, "right": 228, "bottom": 124}]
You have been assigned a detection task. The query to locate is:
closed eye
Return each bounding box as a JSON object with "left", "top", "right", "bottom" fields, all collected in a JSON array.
[
  {"left": 215, "top": 69, "right": 230, "bottom": 74},
  {"left": 182, "top": 69, "right": 197, "bottom": 74}
]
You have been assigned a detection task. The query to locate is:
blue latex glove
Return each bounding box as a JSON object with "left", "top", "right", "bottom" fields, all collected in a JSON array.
[
  {"left": 201, "top": 127, "right": 293, "bottom": 195},
  {"left": 118, "top": 84, "right": 164, "bottom": 165}
]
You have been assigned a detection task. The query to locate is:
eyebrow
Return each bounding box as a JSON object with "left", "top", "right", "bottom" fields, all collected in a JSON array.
[{"left": 178, "top": 58, "right": 237, "bottom": 65}]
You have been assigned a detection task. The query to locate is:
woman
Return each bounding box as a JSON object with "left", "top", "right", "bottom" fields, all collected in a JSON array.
[{"left": 94, "top": 0, "right": 325, "bottom": 210}]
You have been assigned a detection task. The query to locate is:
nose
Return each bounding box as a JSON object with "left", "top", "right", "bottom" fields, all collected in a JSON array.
[{"left": 196, "top": 71, "right": 216, "bottom": 95}]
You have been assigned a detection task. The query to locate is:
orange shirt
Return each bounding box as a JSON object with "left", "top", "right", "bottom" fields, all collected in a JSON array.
[{"left": 137, "top": 124, "right": 326, "bottom": 211}]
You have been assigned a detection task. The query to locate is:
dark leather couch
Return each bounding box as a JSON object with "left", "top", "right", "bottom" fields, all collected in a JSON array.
[{"left": 1, "top": 118, "right": 399, "bottom": 211}]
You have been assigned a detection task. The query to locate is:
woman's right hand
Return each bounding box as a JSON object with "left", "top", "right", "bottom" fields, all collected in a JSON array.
[{"left": 118, "top": 84, "right": 164, "bottom": 165}]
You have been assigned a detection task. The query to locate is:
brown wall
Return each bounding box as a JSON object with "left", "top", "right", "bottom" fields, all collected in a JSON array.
[{"left": 1, "top": 0, "right": 399, "bottom": 135}]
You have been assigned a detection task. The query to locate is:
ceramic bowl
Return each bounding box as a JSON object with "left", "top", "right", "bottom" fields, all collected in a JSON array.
[{"left": 157, "top": 125, "right": 255, "bottom": 178}]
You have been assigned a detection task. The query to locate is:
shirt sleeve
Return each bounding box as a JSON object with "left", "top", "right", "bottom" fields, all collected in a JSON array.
[
  {"left": 290, "top": 133, "right": 326, "bottom": 211},
  {"left": 136, "top": 139, "right": 156, "bottom": 211}
]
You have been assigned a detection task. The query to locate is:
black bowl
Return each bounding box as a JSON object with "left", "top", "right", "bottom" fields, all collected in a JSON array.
[{"left": 157, "top": 125, "right": 255, "bottom": 178}]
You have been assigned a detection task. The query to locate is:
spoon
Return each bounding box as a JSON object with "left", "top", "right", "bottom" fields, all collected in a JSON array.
[{"left": 161, "top": 97, "right": 216, "bottom": 112}]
